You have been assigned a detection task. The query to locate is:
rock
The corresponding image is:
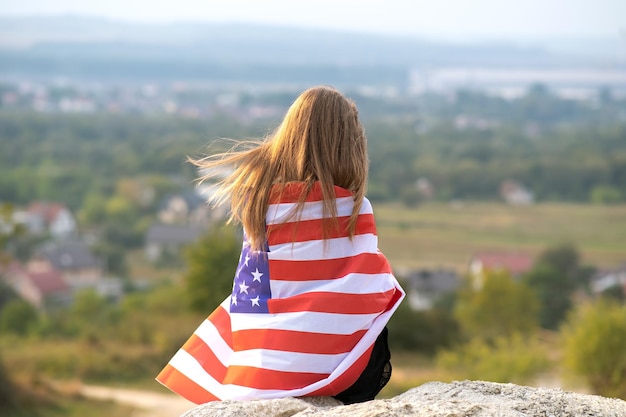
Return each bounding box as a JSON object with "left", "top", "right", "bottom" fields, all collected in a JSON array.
[{"left": 181, "top": 380, "right": 626, "bottom": 417}]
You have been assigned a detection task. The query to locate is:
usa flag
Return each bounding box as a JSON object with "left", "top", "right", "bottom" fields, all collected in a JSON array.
[{"left": 156, "top": 182, "right": 405, "bottom": 403}]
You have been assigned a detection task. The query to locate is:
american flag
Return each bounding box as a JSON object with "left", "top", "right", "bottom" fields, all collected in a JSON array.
[{"left": 156, "top": 182, "right": 405, "bottom": 403}]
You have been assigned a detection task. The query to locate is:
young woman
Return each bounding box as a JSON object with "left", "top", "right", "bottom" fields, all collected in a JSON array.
[{"left": 157, "top": 86, "right": 404, "bottom": 405}]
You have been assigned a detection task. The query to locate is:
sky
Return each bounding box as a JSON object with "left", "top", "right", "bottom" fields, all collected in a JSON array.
[{"left": 1, "top": 0, "right": 625, "bottom": 41}]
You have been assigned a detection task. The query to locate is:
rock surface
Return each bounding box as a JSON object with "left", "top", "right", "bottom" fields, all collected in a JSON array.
[{"left": 180, "top": 380, "right": 626, "bottom": 417}]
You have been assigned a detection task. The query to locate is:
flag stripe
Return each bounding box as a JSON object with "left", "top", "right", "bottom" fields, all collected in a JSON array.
[
  {"left": 266, "top": 196, "right": 360, "bottom": 224},
  {"left": 268, "top": 234, "right": 378, "bottom": 261},
  {"left": 229, "top": 349, "right": 347, "bottom": 374},
  {"left": 228, "top": 310, "right": 381, "bottom": 334},
  {"left": 268, "top": 252, "right": 393, "bottom": 281},
  {"left": 307, "top": 344, "right": 374, "bottom": 396},
  {"left": 231, "top": 328, "right": 368, "bottom": 354},
  {"left": 267, "top": 214, "right": 376, "bottom": 246},
  {"left": 156, "top": 364, "right": 220, "bottom": 404},
  {"left": 221, "top": 365, "right": 329, "bottom": 390},
  {"left": 268, "top": 289, "right": 398, "bottom": 315},
  {"left": 182, "top": 333, "right": 227, "bottom": 380},
  {"left": 270, "top": 182, "right": 354, "bottom": 204},
  {"left": 270, "top": 272, "right": 396, "bottom": 298}
]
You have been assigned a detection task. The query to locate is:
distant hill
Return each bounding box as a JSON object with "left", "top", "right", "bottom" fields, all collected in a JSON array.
[{"left": 0, "top": 16, "right": 622, "bottom": 86}]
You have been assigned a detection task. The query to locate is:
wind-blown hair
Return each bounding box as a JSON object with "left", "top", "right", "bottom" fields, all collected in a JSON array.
[{"left": 190, "top": 85, "right": 369, "bottom": 251}]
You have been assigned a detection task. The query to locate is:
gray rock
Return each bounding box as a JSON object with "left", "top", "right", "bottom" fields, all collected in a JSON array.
[{"left": 181, "top": 380, "right": 626, "bottom": 417}]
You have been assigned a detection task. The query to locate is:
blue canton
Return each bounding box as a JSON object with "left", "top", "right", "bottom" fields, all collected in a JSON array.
[{"left": 230, "top": 240, "right": 271, "bottom": 313}]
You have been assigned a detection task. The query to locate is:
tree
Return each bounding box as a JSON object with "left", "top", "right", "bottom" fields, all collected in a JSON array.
[
  {"left": 0, "top": 299, "right": 38, "bottom": 336},
  {"left": 184, "top": 226, "right": 241, "bottom": 313},
  {"left": 455, "top": 270, "right": 539, "bottom": 341},
  {"left": 387, "top": 300, "right": 459, "bottom": 354},
  {"left": 561, "top": 300, "right": 626, "bottom": 399},
  {"left": 523, "top": 244, "right": 590, "bottom": 329}
]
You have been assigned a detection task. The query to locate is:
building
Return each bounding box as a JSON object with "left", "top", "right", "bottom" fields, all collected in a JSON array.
[
  {"left": 145, "top": 223, "right": 205, "bottom": 262},
  {"left": 469, "top": 252, "right": 535, "bottom": 289},
  {"left": 590, "top": 264, "right": 626, "bottom": 298},
  {"left": 28, "top": 241, "right": 103, "bottom": 289},
  {"left": 2, "top": 262, "right": 72, "bottom": 310},
  {"left": 403, "top": 268, "right": 460, "bottom": 310},
  {"left": 16, "top": 202, "right": 77, "bottom": 238}
]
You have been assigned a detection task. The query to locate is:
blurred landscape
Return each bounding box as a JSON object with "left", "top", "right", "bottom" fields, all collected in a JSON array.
[{"left": 1, "top": 14, "right": 626, "bottom": 417}]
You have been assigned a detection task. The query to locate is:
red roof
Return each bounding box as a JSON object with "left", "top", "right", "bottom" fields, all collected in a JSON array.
[
  {"left": 27, "top": 202, "right": 67, "bottom": 224},
  {"left": 27, "top": 269, "right": 69, "bottom": 295},
  {"left": 473, "top": 252, "right": 534, "bottom": 275}
]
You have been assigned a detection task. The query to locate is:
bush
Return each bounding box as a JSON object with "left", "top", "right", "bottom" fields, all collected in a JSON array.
[
  {"left": 0, "top": 299, "right": 39, "bottom": 336},
  {"left": 455, "top": 270, "right": 540, "bottom": 341},
  {"left": 561, "top": 300, "right": 626, "bottom": 399},
  {"left": 435, "top": 333, "right": 550, "bottom": 384},
  {"left": 387, "top": 300, "right": 460, "bottom": 354}
]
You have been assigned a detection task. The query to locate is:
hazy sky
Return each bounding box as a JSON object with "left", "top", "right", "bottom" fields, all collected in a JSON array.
[{"left": 1, "top": 0, "right": 625, "bottom": 41}]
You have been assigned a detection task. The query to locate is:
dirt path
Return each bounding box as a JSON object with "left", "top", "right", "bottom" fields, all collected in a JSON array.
[{"left": 80, "top": 385, "right": 196, "bottom": 417}]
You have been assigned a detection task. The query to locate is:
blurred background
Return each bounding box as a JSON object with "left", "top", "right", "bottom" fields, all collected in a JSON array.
[{"left": 1, "top": 1, "right": 625, "bottom": 416}]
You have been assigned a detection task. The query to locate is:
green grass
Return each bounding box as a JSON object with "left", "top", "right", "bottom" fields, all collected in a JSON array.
[{"left": 375, "top": 202, "right": 626, "bottom": 271}]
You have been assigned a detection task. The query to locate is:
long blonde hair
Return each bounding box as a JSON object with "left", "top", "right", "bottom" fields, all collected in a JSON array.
[{"left": 190, "top": 85, "right": 369, "bottom": 250}]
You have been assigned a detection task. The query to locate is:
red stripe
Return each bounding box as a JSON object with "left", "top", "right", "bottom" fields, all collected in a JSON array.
[
  {"left": 308, "top": 344, "right": 374, "bottom": 396},
  {"left": 231, "top": 328, "right": 367, "bottom": 354},
  {"left": 207, "top": 305, "right": 233, "bottom": 349},
  {"left": 267, "top": 214, "right": 376, "bottom": 245},
  {"left": 269, "top": 252, "right": 393, "bottom": 281},
  {"left": 156, "top": 364, "right": 219, "bottom": 404},
  {"left": 223, "top": 365, "right": 329, "bottom": 390},
  {"left": 270, "top": 182, "right": 353, "bottom": 204},
  {"left": 268, "top": 289, "right": 398, "bottom": 315},
  {"left": 182, "top": 334, "right": 227, "bottom": 383}
]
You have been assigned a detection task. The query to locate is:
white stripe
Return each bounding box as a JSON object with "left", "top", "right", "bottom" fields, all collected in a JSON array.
[
  {"left": 229, "top": 309, "right": 380, "bottom": 334},
  {"left": 193, "top": 319, "right": 233, "bottom": 367},
  {"left": 229, "top": 349, "right": 347, "bottom": 374},
  {"left": 270, "top": 272, "right": 397, "bottom": 299},
  {"left": 266, "top": 196, "right": 372, "bottom": 225},
  {"left": 268, "top": 234, "right": 379, "bottom": 261}
]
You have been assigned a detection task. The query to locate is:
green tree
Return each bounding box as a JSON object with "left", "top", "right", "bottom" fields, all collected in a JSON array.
[
  {"left": 455, "top": 270, "right": 539, "bottom": 341},
  {"left": 436, "top": 333, "right": 549, "bottom": 384},
  {"left": 524, "top": 244, "right": 590, "bottom": 329},
  {"left": 590, "top": 185, "right": 623, "bottom": 204},
  {"left": 0, "top": 299, "right": 39, "bottom": 335},
  {"left": 387, "top": 300, "right": 460, "bottom": 354},
  {"left": 561, "top": 300, "right": 626, "bottom": 399},
  {"left": 184, "top": 226, "right": 241, "bottom": 313}
]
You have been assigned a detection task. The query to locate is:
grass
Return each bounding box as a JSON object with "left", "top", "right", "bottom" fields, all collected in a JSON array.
[
  {"left": 1, "top": 375, "right": 136, "bottom": 417},
  {"left": 374, "top": 201, "right": 626, "bottom": 271}
]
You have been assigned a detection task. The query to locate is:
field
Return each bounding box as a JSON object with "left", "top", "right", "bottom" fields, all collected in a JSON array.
[{"left": 374, "top": 202, "right": 626, "bottom": 272}]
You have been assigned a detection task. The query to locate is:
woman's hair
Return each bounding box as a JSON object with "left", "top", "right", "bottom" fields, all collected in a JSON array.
[{"left": 190, "top": 85, "right": 369, "bottom": 250}]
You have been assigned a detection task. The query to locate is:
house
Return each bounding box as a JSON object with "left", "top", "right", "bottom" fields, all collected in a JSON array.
[
  {"left": 145, "top": 223, "right": 205, "bottom": 262},
  {"left": 500, "top": 180, "right": 534, "bottom": 205},
  {"left": 28, "top": 241, "right": 103, "bottom": 289},
  {"left": 157, "top": 190, "right": 211, "bottom": 226},
  {"left": 402, "top": 268, "right": 460, "bottom": 310},
  {"left": 469, "top": 252, "right": 534, "bottom": 289},
  {"left": 2, "top": 262, "right": 72, "bottom": 310},
  {"left": 590, "top": 264, "right": 626, "bottom": 297},
  {"left": 15, "top": 202, "right": 77, "bottom": 238}
]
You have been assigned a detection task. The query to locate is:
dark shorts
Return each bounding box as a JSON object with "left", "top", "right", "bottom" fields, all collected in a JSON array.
[{"left": 333, "top": 327, "right": 392, "bottom": 404}]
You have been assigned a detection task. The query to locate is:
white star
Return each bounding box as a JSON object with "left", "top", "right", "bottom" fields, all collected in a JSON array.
[
  {"left": 239, "top": 281, "right": 249, "bottom": 294},
  {"left": 251, "top": 268, "right": 263, "bottom": 282},
  {"left": 244, "top": 254, "right": 250, "bottom": 267},
  {"left": 231, "top": 295, "right": 238, "bottom": 305},
  {"left": 250, "top": 296, "right": 260, "bottom": 307}
]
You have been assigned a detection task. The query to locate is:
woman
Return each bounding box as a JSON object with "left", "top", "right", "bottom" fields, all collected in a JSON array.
[{"left": 157, "top": 86, "right": 404, "bottom": 404}]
